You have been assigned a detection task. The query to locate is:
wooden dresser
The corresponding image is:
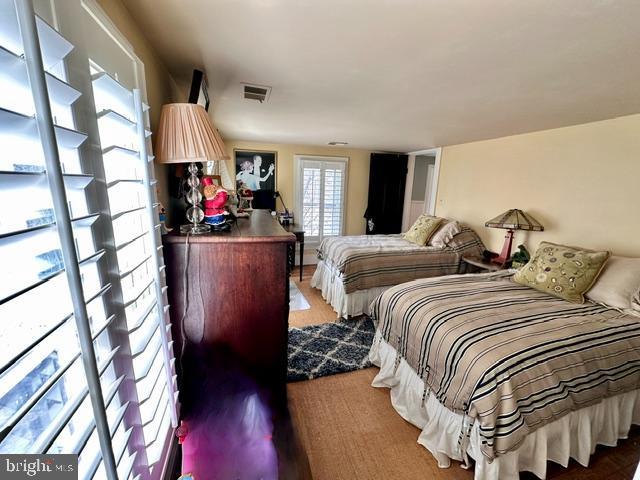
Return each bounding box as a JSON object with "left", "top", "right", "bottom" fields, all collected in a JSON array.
[
  {"left": 163, "top": 211, "right": 310, "bottom": 478},
  {"left": 163, "top": 210, "right": 296, "bottom": 407}
]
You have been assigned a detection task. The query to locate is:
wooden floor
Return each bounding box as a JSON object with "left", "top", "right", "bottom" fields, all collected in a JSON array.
[
  {"left": 289, "top": 266, "right": 338, "bottom": 327},
  {"left": 287, "top": 265, "right": 640, "bottom": 479}
]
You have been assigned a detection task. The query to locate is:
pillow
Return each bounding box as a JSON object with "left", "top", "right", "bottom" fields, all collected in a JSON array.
[
  {"left": 403, "top": 215, "right": 443, "bottom": 246},
  {"left": 586, "top": 256, "right": 640, "bottom": 313},
  {"left": 513, "top": 241, "right": 610, "bottom": 303},
  {"left": 429, "top": 220, "right": 462, "bottom": 248}
]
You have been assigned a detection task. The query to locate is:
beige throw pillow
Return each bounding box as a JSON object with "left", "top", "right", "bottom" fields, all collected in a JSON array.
[
  {"left": 513, "top": 241, "right": 610, "bottom": 303},
  {"left": 404, "top": 215, "right": 443, "bottom": 246},
  {"left": 586, "top": 256, "right": 640, "bottom": 313},
  {"left": 429, "top": 220, "right": 462, "bottom": 248}
]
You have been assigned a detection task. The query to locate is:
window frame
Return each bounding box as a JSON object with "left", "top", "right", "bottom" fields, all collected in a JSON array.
[{"left": 294, "top": 154, "right": 348, "bottom": 244}]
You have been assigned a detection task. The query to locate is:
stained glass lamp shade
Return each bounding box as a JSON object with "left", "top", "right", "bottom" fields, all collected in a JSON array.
[
  {"left": 156, "top": 103, "right": 230, "bottom": 234},
  {"left": 485, "top": 209, "right": 544, "bottom": 265}
]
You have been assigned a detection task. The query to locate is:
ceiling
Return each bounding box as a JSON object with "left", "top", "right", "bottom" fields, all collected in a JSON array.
[{"left": 121, "top": 0, "right": 640, "bottom": 152}]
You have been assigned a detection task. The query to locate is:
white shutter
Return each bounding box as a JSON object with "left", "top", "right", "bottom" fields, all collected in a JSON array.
[
  {"left": 300, "top": 160, "right": 322, "bottom": 239},
  {"left": 90, "top": 68, "right": 178, "bottom": 478},
  {"left": 297, "top": 156, "right": 347, "bottom": 243},
  {"left": 0, "top": 3, "right": 120, "bottom": 478},
  {"left": 321, "top": 162, "right": 345, "bottom": 237},
  {"left": 0, "top": 2, "right": 178, "bottom": 479}
]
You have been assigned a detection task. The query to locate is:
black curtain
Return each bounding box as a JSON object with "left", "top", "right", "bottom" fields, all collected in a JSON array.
[{"left": 364, "top": 153, "right": 408, "bottom": 234}]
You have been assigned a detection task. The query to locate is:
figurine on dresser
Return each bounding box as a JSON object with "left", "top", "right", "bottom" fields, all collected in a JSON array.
[
  {"left": 202, "top": 177, "right": 230, "bottom": 230},
  {"left": 236, "top": 181, "right": 254, "bottom": 216}
]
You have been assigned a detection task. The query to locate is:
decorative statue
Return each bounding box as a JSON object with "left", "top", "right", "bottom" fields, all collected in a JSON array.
[
  {"left": 511, "top": 244, "right": 531, "bottom": 269},
  {"left": 202, "top": 176, "right": 228, "bottom": 226}
]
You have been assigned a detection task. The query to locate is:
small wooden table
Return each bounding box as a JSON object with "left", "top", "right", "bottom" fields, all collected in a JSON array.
[
  {"left": 462, "top": 255, "right": 508, "bottom": 272},
  {"left": 283, "top": 223, "right": 305, "bottom": 281}
]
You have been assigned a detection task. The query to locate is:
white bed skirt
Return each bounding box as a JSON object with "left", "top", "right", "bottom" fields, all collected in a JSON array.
[
  {"left": 310, "top": 260, "right": 391, "bottom": 318},
  {"left": 369, "top": 330, "right": 640, "bottom": 480}
]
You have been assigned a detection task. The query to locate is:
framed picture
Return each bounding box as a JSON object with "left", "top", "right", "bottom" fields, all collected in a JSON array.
[
  {"left": 235, "top": 150, "right": 277, "bottom": 209},
  {"left": 188, "top": 69, "right": 210, "bottom": 111}
]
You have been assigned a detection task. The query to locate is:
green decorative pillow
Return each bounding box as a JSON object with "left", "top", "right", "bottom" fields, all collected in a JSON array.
[
  {"left": 513, "top": 241, "right": 610, "bottom": 303},
  {"left": 404, "top": 215, "right": 443, "bottom": 246}
]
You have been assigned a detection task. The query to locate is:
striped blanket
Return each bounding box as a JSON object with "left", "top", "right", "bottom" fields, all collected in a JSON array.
[
  {"left": 316, "top": 227, "right": 484, "bottom": 294},
  {"left": 370, "top": 271, "right": 640, "bottom": 461}
]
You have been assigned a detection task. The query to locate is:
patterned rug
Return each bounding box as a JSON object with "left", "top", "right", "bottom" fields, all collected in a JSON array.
[{"left": 287, "top": 317, "right": 376, "bottom": 382}]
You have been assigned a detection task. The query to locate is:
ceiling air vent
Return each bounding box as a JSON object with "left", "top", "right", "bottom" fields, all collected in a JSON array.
[{"left": 242, "top": 83, "right": 271, "bottom": 103}]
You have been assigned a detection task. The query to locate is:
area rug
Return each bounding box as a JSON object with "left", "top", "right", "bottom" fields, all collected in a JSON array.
[
  {"left": 290, "top": 281, "right": 311, "bottom": 311},
  {"left": 287, "top": 317, "right": 375, "bottom": 382}
]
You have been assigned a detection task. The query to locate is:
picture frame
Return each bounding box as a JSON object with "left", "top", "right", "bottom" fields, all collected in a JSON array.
[
  {"left": 234, "top": 149, "right": 277, "bottom": 209},
  {"left": 188, "top": 69, "right": 210, "bottom": 111}
]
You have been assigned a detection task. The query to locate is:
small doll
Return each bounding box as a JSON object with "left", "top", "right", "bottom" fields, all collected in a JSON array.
[
  {"left": 202, "top": 176, "right": 228, "bottom": 226},
  {"left": 237, "top": 181, "right": 254, "bottom": 212}
]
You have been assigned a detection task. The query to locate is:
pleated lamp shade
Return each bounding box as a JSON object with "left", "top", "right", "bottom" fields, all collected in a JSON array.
[{"left": 155, "top": 103, "right": 230, "bottom": 164}]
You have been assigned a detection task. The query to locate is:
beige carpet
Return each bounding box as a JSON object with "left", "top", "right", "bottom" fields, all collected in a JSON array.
[{"left": 287, "top": 266, "right": 640, "bottom": 480}]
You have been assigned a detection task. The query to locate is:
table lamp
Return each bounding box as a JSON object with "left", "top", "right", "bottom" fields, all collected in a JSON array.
[
  {"left": 485, "top": 209, "right": 544, "bottom": 266},
  {"left": 273, "top": 191, "right": 293, "bottom": 224},
  {"left": 156, "top": 103, "right": 230, "bottom": 234}
]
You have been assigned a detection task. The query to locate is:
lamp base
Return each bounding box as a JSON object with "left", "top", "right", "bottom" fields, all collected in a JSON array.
[
  {"left": 492, "top": 229, "right": 514, "bottom": 266},
  {"left": 180, "top": 223, "right": 211, "bottom": 234}
]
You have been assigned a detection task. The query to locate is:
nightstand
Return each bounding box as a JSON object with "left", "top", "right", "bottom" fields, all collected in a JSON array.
[
  {"left": 462, "top": 255, "right": 508, "bottom": 273},
  {"left": 283, "top": 223, "right": 305, "bottom": 281}
]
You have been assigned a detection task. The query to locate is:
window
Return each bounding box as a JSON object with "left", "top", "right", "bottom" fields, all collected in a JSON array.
[
  {"left": 0, "top": 1, "right": 177, "bottom": 480},
  {"left": 295, "top": 156, "right": 347, "bottom": 242}
]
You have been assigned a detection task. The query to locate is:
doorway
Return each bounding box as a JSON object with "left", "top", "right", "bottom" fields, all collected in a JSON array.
[{"left": 401, "top": 148, "right": 441, "bottom": 232}]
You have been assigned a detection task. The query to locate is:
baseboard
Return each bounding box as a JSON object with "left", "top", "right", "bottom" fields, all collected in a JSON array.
[
  {"left": 294, "top": 244, "right": 318, "bottom": 266},
  {"left": 297, "top": 253, "right": 318, "bottom": 266}
]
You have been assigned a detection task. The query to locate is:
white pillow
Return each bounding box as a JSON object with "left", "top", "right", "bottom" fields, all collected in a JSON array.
[
  {"left": 586, "top": 255, "right": 640, "bottom": 313},
  {"left": 428, "top": 220, "right": 462, "bottom": 249}
]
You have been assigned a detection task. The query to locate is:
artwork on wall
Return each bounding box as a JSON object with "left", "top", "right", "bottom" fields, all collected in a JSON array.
[
  {"left": 188, "top": 69, "right": 210, "bottom": 111},
  {"left": 235, "top": 150, "right": 277, "bottom": 209}
]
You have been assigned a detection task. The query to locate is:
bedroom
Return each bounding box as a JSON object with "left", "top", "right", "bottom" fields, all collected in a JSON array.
[{"left": 1, "top": 0, "right": 639, "bottom": 479}]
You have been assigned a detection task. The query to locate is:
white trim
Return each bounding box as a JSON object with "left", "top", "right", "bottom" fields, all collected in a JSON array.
[
  {"left": 299, "top": 247, "right": 319, "bottom": 266},
  {"left": 425, "top": 162, "right": 435, "bottom": 215},
  {"left": 81, "top": 0, "right": 136, "bottom": 59},
  {"left": 47, "top": 0, "right": 61, "bottom": 30},
  {"left": 80, "top": 0, "right": 149, "bottom": 103},
  {"left": 430, "top": 148, "right": 442, "bottom": 216},
  {"left": 157, "top": 428, "right": 178, "bottom": 480},
  {"left": 401, "top": 155, "right": 416, "bottom": 232},
  {"left": 402, "top": 147, "right": 442, "bottom": 229}
]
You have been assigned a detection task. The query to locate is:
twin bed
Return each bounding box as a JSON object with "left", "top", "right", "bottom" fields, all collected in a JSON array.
[
  {"left": 311, "top": 225, "right": 484, "bottom": 318},
  {"left": 368, "top": 271, "right": 640, "bottom": 479},
  {"left": 309, "top": 225, "right": 640, "bottom": 479}
]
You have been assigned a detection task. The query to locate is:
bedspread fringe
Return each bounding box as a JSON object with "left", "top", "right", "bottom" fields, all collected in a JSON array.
[{"left": 369, "top": 329, "right": 640, "bottom": 480}]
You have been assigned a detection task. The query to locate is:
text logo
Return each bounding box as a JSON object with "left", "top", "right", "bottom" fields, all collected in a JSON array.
[{"left": 0, "top": 455, "right": 77, "bottom": 479}]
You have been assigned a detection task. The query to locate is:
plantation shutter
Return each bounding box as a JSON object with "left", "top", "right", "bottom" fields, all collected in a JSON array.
[
  {"left": 321, "top": 161, "right": 345, "bottom": 237},
  {"left": 300, "top": 159, "right": 322, "bottom": 239},
  {"left": 298, "top": 157, "right": 346, "bottom": 243},
  {"left": 0, "top": 1, "right": 178, "bottom": 479}
]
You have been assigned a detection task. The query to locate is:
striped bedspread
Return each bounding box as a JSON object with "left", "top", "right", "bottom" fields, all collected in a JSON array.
[
  {"left": 370, "top": 271, "right": 640, "bottom": 460},
  {"left": 316, "top": 228, "right": 484, "bottom": 294}
]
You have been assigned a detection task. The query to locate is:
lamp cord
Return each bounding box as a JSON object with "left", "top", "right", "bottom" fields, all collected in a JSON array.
[{"left": 178, "top": 232, "right": 191, "bottom": 373}]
